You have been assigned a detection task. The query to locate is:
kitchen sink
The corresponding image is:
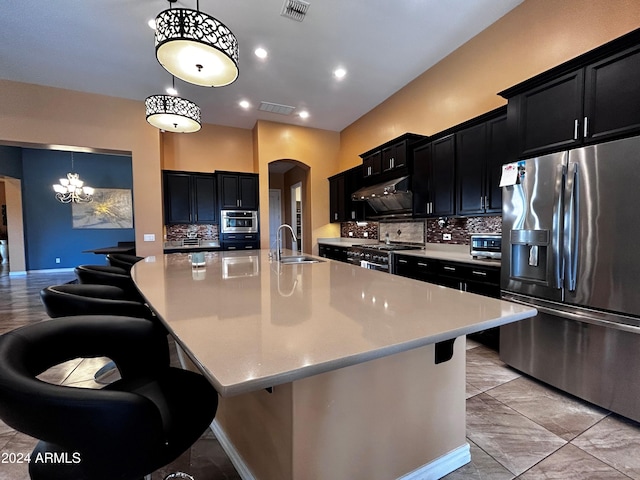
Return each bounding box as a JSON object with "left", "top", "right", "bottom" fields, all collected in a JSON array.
[{"left": 279, "top": 255, "right": 325, "bottom": 264}]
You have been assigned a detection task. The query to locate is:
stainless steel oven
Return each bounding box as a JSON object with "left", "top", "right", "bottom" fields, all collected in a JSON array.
[
  {"left": 220, "top": 210, "right": 258, "bottom": 234},
  {"left": 347, "top": 243, "right": 422, "bottom": 273}
]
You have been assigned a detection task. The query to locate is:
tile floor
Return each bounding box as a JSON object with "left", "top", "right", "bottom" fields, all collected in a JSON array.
[{"left": 1, "top": 271, "right": 640, "bottom": 479}]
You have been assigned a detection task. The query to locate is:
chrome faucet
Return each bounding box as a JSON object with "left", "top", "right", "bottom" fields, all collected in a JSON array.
[{"left": 275, "top": 224, "right": 297, "bottom": 261}]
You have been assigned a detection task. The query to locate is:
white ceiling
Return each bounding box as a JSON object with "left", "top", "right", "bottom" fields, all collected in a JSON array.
[{"left": 0, "top": 0, "right": 523, "bottom": 132}]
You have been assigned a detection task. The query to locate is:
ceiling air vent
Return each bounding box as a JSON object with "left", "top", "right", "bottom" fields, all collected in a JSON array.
[
  {"left": 258, "top": 101, "right": 296, "bottom": 116},
  {"left": 280, "top": 0, "right": 310, "bottom": 22}
]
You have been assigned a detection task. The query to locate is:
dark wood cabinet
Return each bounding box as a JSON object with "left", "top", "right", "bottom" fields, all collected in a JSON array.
[
  {"left": 455, "top": 111, "right": 507, "bottom": 215},
  {"left": 360, "top": 133, "right": 426, "bottom": 181},
  {"left": 329, "top": 173, "right": 346, "bottom": 223},
  {"left": 511, "top": 70, "right": 584, "bottom": 157},
  {"left": 163, "top": 171, "right": 216, "bottom": 225},
  {"left": 501, "top": 30, "right": 640, "bottom": 157},
  {"left": 382, "top": 140, "right": 408, "bottom": 172},
  {"left": 319, "top": 244, "right": 349, "bottom": 263},
  {"left": 362, "top": 151, "right": 381, "bottom": 179},
  {"left": 413, "top": 135, "right": 455, "bottom": 217},
  {"left": 393, "top": 254, "right": 437, "bottom": 282},
  {"left": 217, "top": 172, "right": 259, "bottom": 210},
  {"left": 329, "top": 165, "right": 365, "bottom": 223},
  {"left": 583, "top": 44, "right": 640, "bottom": 143},
  {"left": 393, "top": 254, "right": 500, "bottom": 299}
]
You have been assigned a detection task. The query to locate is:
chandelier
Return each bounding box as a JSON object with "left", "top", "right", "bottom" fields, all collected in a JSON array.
[
  {"left": 154, "top": 0, "right": 239, "bottom": 87},
  {"left": 145, "top": 93, "right": 201, "bottom": 133},
  {"left": 52, "top": 153, "right": 94, "bottom": 204}
]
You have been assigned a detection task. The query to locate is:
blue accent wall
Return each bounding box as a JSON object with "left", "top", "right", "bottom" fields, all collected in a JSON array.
[
  {"left": 21, "top": 149, "right": 134, "bottom": 270},
  {"left": 0, "top": 146, "right": 23, "bottom": 178}
]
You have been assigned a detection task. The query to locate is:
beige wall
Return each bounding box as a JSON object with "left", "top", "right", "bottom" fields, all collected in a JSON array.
[
  {"left": 253, "top": 121, "right": 341, "bottom": 253},
  {"left": 338, "top": 0, "right": 640, "bottom": 170},
  {"left": 161, "top": 123, "right": 254, "bottom": 173}
]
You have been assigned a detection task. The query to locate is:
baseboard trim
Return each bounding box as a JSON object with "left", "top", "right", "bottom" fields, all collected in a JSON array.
[
  {"left": 210, "top": 423, "right": 469, "bottom": 480},
  {"left": 210, "top": 419, "right": 256, "bottom": 480},
  {"left": 398, "top": 443, "right": 471, "bottom": 480}
]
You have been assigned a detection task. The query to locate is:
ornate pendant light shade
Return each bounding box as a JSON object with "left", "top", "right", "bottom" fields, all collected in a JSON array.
[
  {"left": 155, "top": 7, "right": 239, "bottom": 87},
  {"left": 145, "top": 94, "right": 202, "bottom": 133}
]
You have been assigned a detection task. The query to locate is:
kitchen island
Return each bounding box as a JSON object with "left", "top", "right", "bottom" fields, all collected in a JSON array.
[{"left": 132, "top": 250, "right": 536, "bottom": 480}]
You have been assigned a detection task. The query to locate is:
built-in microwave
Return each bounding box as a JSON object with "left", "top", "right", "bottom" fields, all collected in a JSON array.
[{"left": 221, "top": 210, "right": 258, "bottom": 234}]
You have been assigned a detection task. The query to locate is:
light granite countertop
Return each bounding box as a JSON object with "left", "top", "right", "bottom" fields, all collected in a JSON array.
[{"left": 132, "top": 250, "right": 533, "bottom": 397}]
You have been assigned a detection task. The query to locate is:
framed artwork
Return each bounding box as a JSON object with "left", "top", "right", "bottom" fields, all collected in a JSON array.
[{"left": 72, "top": 188, "right": 133, "bottom": 229}]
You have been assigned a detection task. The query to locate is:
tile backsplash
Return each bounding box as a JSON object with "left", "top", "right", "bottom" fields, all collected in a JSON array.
[
  {"left": 426, "top": 216, "right": 501, "bottom": 244},
  {"left": 165, "top": 224, "right": 219, "bottom": 241},
  {"left": 340, "top": 216, "right": 501, "bottom": 245}
]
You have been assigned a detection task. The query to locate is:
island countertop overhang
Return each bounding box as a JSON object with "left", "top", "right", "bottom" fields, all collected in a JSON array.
[{"left": 132, "top": 251, "right": 536, "bottom": 396}]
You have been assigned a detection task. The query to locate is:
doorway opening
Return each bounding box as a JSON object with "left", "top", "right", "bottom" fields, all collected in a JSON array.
[{"left": 267, "top": 160, "right": 310, "bottom": 254}]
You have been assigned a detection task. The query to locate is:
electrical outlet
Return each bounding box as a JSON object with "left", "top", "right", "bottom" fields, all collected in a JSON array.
[
  {"left": 348, "top": 231, "right": 354, "bottom": 237},
  {"left": 364, "top": 232, "right": 368, "bottom": 238},
  {"left": 55, "top": 257, "right": 61, "bottom": 264},
  {"left": 443, "top": 233, "right": 452, "bottom": 240}
]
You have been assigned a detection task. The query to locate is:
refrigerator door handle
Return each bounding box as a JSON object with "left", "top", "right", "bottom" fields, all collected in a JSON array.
[
  {"left": 565, "top": 163, "right": 579, "bottom": 291},
  {"left": 553, "top": 164, "right": 566, "bottom": 289}
]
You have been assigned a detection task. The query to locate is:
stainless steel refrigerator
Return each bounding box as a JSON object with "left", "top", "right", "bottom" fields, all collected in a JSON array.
[{"left": 500, "top": 134, "right": 640, "bottom": 422}]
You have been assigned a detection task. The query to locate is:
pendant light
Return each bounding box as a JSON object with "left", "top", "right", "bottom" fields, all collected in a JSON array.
[
  {"left": 145, "top": 92, "right": 202, "bottom": 133},
  {"left": 154, "top": 0, "right": 239, "bottom": 88}
]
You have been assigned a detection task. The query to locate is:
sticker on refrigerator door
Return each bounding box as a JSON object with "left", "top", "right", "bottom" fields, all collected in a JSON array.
[{"left": 499, "top": 163, "right": 519, "bottom": 187}]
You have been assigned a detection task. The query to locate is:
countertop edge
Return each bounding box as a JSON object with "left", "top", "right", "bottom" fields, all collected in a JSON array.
[{"left": 207, "top": 308, "right": 536, "bottom": 397}]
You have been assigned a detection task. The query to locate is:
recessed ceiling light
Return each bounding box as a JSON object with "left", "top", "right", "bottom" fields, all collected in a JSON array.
[
  {"left": 254, "top": 47, "right": 268, "bottom": 59},
  {"left": 298, "top": 110, "right": 310, "bottom": 119},
  {"left": 166, "top": 86, "right": 178, "bottom": 96},
  {"left": 147, "top": 18, "right": 156, "bottom": 30},
  {"left": 333, "top": 68, "right": 347, "bottom": 79},
  {"left": 239, "top": 100, "right": 251, "bottom": 109}
]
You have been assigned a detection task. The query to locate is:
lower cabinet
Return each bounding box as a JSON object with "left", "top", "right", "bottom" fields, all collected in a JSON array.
[
  {"left": 393, "top": 254, "right": 500, "bottom": 298},
  {"left": 319, "top": 245, "right": 349, "bottom": 263},
  {"left": 221, "top": 233, "right": 260, "bottom": 251},
  {"left": 393, "top": 254, "right": 501, "bottom": 348}
]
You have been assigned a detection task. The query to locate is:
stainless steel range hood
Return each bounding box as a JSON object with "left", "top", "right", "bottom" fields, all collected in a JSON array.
[{"left": 351, "top": 176, "right": 412, "bottom": 218}]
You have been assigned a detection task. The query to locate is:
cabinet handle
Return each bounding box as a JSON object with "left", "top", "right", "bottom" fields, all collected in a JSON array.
[
  {"left": 574, "top": 119, "right": 579, "bottom": 140},
  {"left": 417, "top": 262, "right": 428, "bottom": 267},
  {"left": 444, "top": 266, "right": 456, "bottom": 271},
  {"left": 472, "top": 270, "right": 487, "bottom": 276},
  {"left": 398, "top": 259, "right": 408, "bottom": 264},
  {"left": 583, "top": 116, "right": 589, "bottom": 138},
  {"left": 334, "top": 213, "right": 338, "bottom": 220},
  {"left": 480, "top": 196, "right": 484, "bottom": 209}
]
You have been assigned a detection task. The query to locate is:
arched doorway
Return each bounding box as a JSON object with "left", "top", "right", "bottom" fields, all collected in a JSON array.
[{"left": 267, "top": 160, "right": 311, "bottom": 254}]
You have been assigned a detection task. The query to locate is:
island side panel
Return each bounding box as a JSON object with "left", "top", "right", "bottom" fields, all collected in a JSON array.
[
  {"left": 216, "top": 384, "right": 294, "bottom": 480},
  {"left": 291, "top": 340, "right": 467, "bottom": 479},
  {"left": 213, "top": 339, "right": 467, "bottom": 480}
]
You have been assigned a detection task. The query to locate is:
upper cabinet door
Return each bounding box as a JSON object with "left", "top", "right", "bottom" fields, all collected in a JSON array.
[
  {"left": 456, "top": 123, "right": 486, "bottom": 216},
  {"left": 238, "top": 175, "right": 258, "bottom": 210},
  {"left": 515, "top": 69, "right": 584, "bottom": 158},
  {"left": 584, "top": 44, "right": 640, "bottom": 143},
  {"left": 430, "top": 135, "right": 456, "bottom": 216},
  {"left": 193, "top": 174, "right": 217, "bottom": 223},
  {"left": 362, "top": 151, "right": 382, "bottom": 178},
  {"left": 485, "top": 115, "right": 508, "bottom": 213},
  {"left": 219, "top": 174, "right": 240, "bottom": 209},
  {"left": 412, "top": 141, "right": 431, "bottom": 217},
  {"left": 164, "top": 172, "right": 192, "bottom": 224}
]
